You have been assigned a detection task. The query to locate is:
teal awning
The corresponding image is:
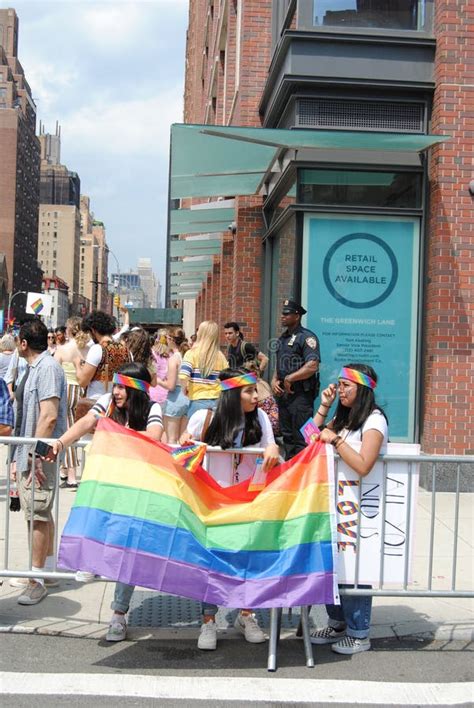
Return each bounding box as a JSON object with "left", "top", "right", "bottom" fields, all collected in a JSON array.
[
  {"left": 169, "top": 258, "right": 212, "bottom": 274},
  {"left": 170, "top": 238, "right": 222, "bottom": 257},
  {"left": 170, "top": 123, "right": 450, "bottom": 199},
  {"left": 170, "top": 274, "right": 206, "bottom": 285},
  {"left": 170, "top": 207, "right": 234, "bottom": 235}
]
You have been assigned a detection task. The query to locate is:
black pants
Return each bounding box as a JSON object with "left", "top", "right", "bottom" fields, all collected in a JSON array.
[{"left": 277, "top": 391, "right": 315, "bottom": 461}]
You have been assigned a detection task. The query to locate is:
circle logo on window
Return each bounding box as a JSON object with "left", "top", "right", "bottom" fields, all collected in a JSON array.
[{"left": 322, "top": 233, "right": 398, "bottom": 309}]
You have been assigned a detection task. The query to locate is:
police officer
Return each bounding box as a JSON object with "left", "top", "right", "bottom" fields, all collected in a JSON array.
[{"left": 271, "top": 299, "right": 320, "bottom": 460}]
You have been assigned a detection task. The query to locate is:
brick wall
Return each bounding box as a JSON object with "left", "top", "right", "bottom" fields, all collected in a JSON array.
[
  {"left": 182, "top": 0, "right": 272, "bottom": 351},
  {"left": 423, "top": 0, "right": 474, "bottom": 454}
]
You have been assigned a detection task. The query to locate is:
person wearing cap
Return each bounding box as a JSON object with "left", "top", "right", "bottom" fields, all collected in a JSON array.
[{"left": 271, "top": 299, "right": 320, "bottom": 459}]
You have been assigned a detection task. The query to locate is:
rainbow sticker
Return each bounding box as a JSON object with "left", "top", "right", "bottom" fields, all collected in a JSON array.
[{"left": 31, "top": 298, "right": 44, "bottom": 315}]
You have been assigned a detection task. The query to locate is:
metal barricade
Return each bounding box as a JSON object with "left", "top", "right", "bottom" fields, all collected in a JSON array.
[{"left": 1, "top": 435, "right": 473, "bottom": 672}]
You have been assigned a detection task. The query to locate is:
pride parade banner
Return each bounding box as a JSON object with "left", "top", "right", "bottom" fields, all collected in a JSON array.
[{"left": 59, "top": 419, "right": 339, "bottom": 608}]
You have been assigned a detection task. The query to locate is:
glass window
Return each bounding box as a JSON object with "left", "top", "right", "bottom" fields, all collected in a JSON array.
[
  {"left": 299, "top": 170, "right": 422, "bottom": 209},
  {"left": 313, "top": 1, "right": 422, "bottom": 31}
]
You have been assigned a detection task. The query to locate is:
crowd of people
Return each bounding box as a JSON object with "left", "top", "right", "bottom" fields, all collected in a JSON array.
[{"left": 0, "top": 300, "right": 388, "bottom": 656}]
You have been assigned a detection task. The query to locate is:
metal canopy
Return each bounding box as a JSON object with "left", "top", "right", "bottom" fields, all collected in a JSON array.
[
  {"left": 170, "top": 123, "right": 449, "bottom": 199},
  {"left": 170, "top": 238, "right": 222, "bottom": 257},
  {"left": 170, "top": 207, "right": 234, "bottom": 235},
  {"left": 169, "top": 259, "right": 212, "bottom": 274}
]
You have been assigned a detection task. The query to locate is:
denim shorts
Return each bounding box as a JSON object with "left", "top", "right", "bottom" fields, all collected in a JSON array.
[
  {"left": 162, "top": 386, "right": 189, "bottom": 418},
  {"left": 187, "top": 398, "right": 218, "bottom": 418}
]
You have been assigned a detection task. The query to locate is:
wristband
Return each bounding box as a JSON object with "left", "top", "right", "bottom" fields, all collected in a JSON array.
[
  {"left": 319, "top": 403, "right": 330, "bottom": 409},
  {"left": 57, "top": 439, "right": 64, "bottom": 450},
  {"left": 331, "top": 435, "right": 342, "bottom": 449},
  {"left": 317, "top": 409, "right": 328, "bottom": 418}
]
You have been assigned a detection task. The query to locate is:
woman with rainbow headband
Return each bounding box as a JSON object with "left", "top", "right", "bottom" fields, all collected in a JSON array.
[
  {"left": 311, "top": 362, "right": 388, "bottom": 655},
  {"left": 180, "top": 367, "right": 280, "bottom": 651},
  {"left": 49, "top": 362, "right": 163, "bottom": 642}
]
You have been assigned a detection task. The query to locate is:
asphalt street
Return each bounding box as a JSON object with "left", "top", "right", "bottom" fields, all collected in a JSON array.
[{"left": 0, "top": 633, "right": 472, "bottom": 706}]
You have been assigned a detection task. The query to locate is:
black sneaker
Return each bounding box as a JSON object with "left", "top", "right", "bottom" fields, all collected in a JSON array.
[{"left": 310, "top": 625, "right": 346, "bottom": 644}]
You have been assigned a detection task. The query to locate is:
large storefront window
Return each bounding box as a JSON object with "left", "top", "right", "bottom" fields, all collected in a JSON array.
[
  {"left": 313, "top": 1, "right": 423, "bottom": 31},
  {"left": 299, "top": 170, "right": 422, "bottom": 209}
]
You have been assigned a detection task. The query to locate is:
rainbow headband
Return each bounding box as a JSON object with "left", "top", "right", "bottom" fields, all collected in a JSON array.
[
  {"left": 338, "top": 367, "right": 377, "bottom": 390},
  {"left": 112, "top": 373, "right": 150, "bottom": 393},
  {"left": 220, "top": 372, "right": 258, "bottom": 390}
]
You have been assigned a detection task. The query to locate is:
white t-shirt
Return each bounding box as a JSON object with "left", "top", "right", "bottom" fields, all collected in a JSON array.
[
  {"left": 339, "top": 409, "right": 388, "bottom": 452},
  {"left": 91, "top": 393, "right": 163, "bottom": 429},
  {"left": 84, "top": 343, "right": 107, "bottom": 399},
  {"left": 187, "top": 407, "right": 275, "bottom": 487}
]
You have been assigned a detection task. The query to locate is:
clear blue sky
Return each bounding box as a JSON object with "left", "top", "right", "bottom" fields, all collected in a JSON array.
[{"left": 2, "top": 0, "right": 188, "bottom": 287}]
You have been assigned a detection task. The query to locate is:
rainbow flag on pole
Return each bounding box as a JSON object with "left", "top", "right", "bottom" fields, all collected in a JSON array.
[{"left": 59, "top": 418, "right": 338, "bottom": 608}]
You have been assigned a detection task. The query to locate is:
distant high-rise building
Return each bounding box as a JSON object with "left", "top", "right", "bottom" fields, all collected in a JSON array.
[
  {"left": 78, "top": 195, "right": 97, "bottom": 310},
  {"left": 37, "top": 123, "right": 81, "bottom": 312},
  {"left": 92, "top": 220, "right": 109, "bottom": 312},
  {"left": 0, "top": 8, "right": 42, "bottom": 316},
  {"left": 110, "top": 271, "right": 145, "bottom": 309},
  {"left": 137, "top": 258, "right": 157, "bottom": 308}
]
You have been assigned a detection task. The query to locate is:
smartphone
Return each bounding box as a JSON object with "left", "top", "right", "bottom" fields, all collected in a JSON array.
[{"left": 35, "top": 440, "right": 53, "bottom": 458}]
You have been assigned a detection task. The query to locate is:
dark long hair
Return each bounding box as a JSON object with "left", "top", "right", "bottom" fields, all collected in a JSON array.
[
  {"left": 204, "top": 367, "right": 262, "bottom": 449},
  {"left": 332, "top": 363, "right": 388, "bottom": 434},
  {"left": 109, "top": 362, "right": 152, "bottom": 431}
]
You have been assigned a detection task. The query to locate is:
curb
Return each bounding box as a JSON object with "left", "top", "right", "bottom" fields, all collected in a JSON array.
[{"left": 0, "top": 621, "right": 472, "bottom": 642}]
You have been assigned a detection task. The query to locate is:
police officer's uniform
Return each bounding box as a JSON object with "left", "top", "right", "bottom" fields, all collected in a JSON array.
[{"left": 274, "top": 300, "right": 320, "bottom": 460}]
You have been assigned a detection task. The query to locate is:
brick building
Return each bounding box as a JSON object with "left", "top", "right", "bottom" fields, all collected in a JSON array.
[
  {"left": 170, "top": 0, "right": 472, "bottom": 453},
  {"left": 0, "top": 8, "right": 42, "bottom": 318}
]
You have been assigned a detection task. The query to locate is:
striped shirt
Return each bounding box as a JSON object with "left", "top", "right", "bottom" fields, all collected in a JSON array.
[
  {"left": 179, "top": 348, "right": 228, "bottom": 401},
  {"left": 91, "top": 393, "right": 163, "bottom": 430}
]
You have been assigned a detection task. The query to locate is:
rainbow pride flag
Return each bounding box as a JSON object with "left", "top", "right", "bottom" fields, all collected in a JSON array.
[
  {"left": 31, "top": 297, "right": 44, "bottom": 314},
  {"left": 58, "top": 418, "right": 338, "bottom": 608}
]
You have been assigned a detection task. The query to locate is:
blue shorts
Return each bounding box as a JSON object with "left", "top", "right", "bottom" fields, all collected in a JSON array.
[
  {"left": 162, "top": 386, "right": 189, "bottom": 418},
  {"left": 187, "top": 398, "right": 218, "bottom": 418}
]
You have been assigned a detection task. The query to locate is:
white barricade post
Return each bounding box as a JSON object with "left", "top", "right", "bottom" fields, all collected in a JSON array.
[{"left": 334, "top": 442, "right": 420, "bottom": 585}]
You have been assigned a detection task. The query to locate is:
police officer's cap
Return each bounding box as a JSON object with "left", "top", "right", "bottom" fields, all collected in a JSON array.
[{"left": 282, "top": 299, "right": 307, "bottom": 315}]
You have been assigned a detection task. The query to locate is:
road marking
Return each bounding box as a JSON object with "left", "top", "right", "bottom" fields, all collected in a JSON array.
[{"left": 0, "top": 673, "right": 472, "bottom": 704}]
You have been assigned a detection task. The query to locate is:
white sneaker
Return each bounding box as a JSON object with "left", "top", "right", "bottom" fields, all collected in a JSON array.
[
  {"left": 234, "top": 612, "right": 266, "bottom": 643},
  {"left": 331, "top": 635, "right": 371, "bottom": 654},
  {"left": 106, "top": 615, "right": 127, "bottom": 642},
  {"left": 197, "top": 620, "right": 217, "bottom": 650}
]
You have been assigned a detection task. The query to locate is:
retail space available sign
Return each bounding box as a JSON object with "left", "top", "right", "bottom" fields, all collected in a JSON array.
[
  {"left": 302, "top": 215, "right": 420, "bottom": 441},
  {"left": 334, "top": 442, "right": 419, "bottom": 584}
]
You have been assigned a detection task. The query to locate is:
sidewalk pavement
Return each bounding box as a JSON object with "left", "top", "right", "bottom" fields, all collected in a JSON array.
[{"left": 0, "top": 469, "right": 473, "bottom": 645}]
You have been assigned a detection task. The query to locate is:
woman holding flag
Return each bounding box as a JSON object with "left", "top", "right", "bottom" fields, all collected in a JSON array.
[
  {"left": 311, "top": 363, "right": 388, "bottom": 655},
  {"left": 180, "top": 367, "right": 280, "bottom": 651},
  {"left": 49, "top": 362, "right": 163, "bottom": 642}
]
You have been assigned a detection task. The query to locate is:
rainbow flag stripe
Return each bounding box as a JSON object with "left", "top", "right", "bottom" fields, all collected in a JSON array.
[
  {"left": 58, "top": 418, "right": 338, "bottom": 608},
  {"left": 31, "top": 297, "right": 44, "bottom": 314}
]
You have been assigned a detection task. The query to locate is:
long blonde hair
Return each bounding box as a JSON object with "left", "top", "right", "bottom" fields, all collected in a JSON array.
[
  {"left": 67, "top": 316, "right": 90, "bottom": 350},
  {"left": 153, "top": 328, "right": 169, "bottom": 357},
  {"left": 195, "top": 320, "right": 220, "bottom": 378}
]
